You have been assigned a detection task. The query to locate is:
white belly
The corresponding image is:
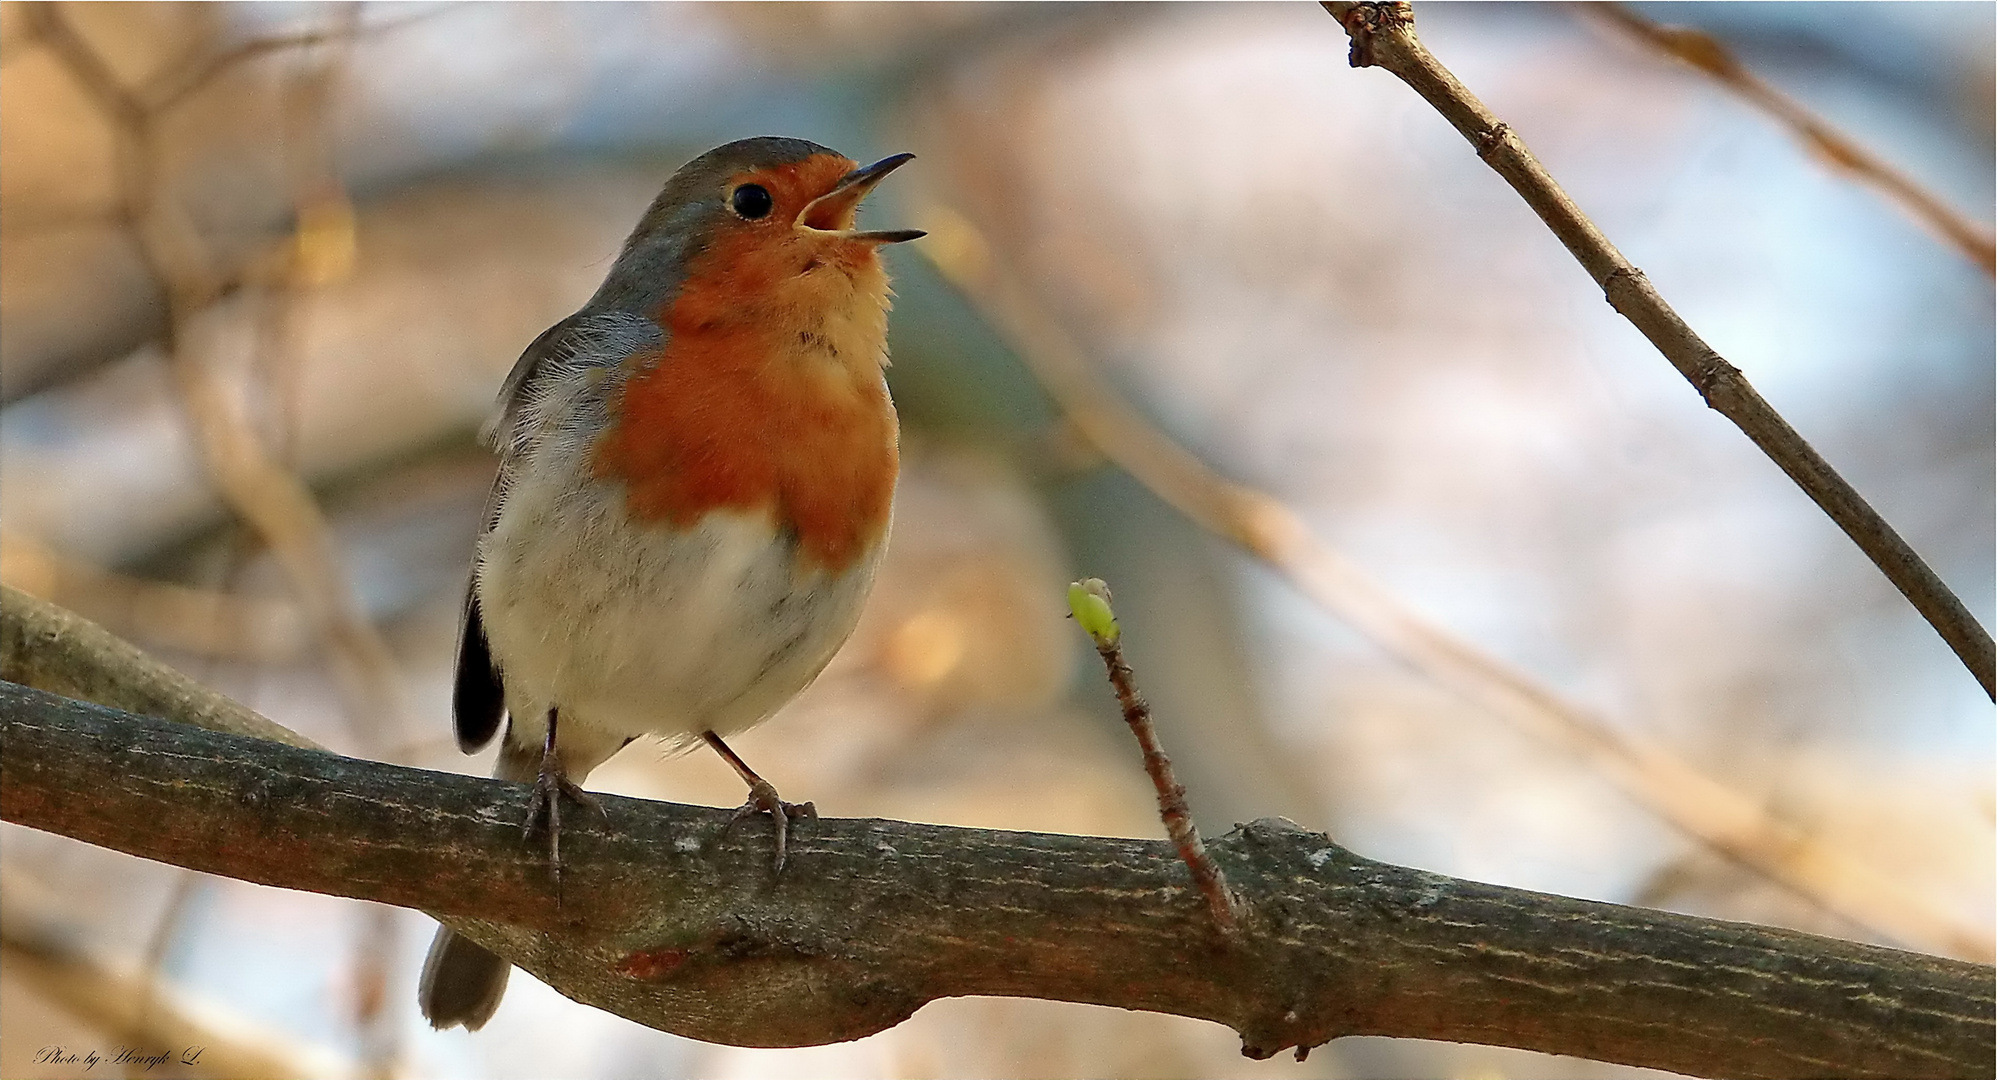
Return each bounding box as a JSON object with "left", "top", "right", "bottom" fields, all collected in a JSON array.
[{"left": 475, "top": 461, "right": 882, "bottom": 775}]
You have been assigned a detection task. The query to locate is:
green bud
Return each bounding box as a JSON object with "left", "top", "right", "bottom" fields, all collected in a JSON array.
[{"left": 1067, "top": 578, "right": 1120, "bottom": 646}]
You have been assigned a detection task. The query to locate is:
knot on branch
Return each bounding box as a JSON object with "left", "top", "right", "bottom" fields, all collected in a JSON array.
[
  {"left": 1600, "top": 265, "right": 1656, "bottom": 332},
  {"left": 598, "top": 918, "right": 926, "bottom": 1047},
  {"left": 615, "top": 922, "right": 827, "bottom": 983},
  {"left": 1601, "top": 266, "right": 1746, "bottom": 410},
  {"left": 1324, "top": 2, "right": 1413, "bottom": 69},
  {"left": 1232, "top": 814, "right": 1326, "bottom": 847},
  {"left": 1240, "top": 1022, "right": 1337, "bottom": 1064},
  {"left": 1475, "top": 123, "right": 1512, "bottom": 162},
  {"left": 1601, "top": 264, "right": 1647, "bottom": 304},
  {"left": 1226, "top": 818, "right": 1361, "bottom": 1062},
  {"left": 1688, "top": 353, "right": 1745, "bottom": 410}
]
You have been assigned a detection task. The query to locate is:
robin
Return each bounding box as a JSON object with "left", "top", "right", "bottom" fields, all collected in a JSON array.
[{"left": 418, "top": 137, "right": 922, "bottom": 1031}]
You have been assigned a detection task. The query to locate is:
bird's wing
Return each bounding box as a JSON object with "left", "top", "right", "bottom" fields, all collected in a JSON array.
[
  {"left": 452, "top": 309, "right": 664, "bottom": 753},
  {"left": 451, "top": 587, "right": 506, "bottom": 753}
]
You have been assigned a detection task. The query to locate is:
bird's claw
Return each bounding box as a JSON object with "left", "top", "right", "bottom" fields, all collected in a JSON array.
[
  {"left": 522, "top": 765, "right": 601, "bottom": 888},
  {"left": 722, "top": 778, "right": 815, "bottom": 872}
]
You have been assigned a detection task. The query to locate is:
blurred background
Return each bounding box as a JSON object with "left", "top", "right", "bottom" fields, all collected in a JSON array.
[{"left": 1, "top": 2, "right": 1990, "bottom": 1078}]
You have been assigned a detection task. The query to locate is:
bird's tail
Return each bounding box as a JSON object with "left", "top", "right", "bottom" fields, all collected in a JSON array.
[
  {"left": 419, "top": 928, "right": 511, "bottom": 1031},
  {"left": 419, "top": 738, "right": 544, "bottom": 1030}
]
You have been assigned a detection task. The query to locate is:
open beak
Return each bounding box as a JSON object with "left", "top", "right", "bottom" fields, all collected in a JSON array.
[{"left": 798, "top": 153, "right": 925, "bottom": 244}]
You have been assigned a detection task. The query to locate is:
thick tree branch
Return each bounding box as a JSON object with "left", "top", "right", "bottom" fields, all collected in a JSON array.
[
  {"left": 1, "top": 599, "right": 1991, "bottom": 1077},
  {"left": 5, "top": 683, "right": 1992, "bottom": 1077},
  {"left": 7, "top": 686, "right": 1989, "bottom": 1070},
  {"left": 1321, "top": 1, "right": 1995, "bottom": 699}
]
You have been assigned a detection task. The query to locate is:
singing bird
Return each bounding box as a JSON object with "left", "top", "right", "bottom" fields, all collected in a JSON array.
[{"left": 418, "top": 137, "right": 922, "bottom": 1031}]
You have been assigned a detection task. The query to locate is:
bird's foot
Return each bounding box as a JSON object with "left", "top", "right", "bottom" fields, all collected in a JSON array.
[
  {"left": 723, "top": 778, "right": 816, "bottom": 873},
  {"left": 522, "top": 762, "right": 601, "bottom": 887}
]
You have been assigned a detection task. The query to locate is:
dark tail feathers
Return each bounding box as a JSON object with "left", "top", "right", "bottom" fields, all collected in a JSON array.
[{"left": 418, "top": 927, "right": 511, "bottom": 1031}]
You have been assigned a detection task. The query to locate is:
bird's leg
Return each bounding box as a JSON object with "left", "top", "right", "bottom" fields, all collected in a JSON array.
[
  {"left": 703, "top": 730, "right": 815, "bottom": 872},
  {"left": 522, "top": 707, "right": 600, "bottom": 886}
]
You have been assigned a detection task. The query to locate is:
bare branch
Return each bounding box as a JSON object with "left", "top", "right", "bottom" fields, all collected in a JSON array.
[
  {"left": 914, "top": 211, "right": 1995, "bottom": 963},
  {"left": 18, "top": 3, "right": 147, "bottom": 133},
  {"left": 146, "top": 29, "right": 349, "bottom": 116},
  {"left": 162, "top": 352, "right": 413, "bottom": 743},
  {"left": 3, "top": 677, "right": 1991, "bottom": 1078},
  {"left": 1319, "top": 2, "right": 1992, "bottom": 697},
  {"left": 1582, "top": 2, "right": 1996, "bottom": 276},
  {"left": 22, "top": 1, "right": 465, "bottom": 118},
  {"left": 5, "top": 585, "right": 1993, "bottom": 1077}
]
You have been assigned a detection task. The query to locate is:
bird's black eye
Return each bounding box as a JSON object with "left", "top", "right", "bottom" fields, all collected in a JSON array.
[{"left": 730, "top": 183, "right": 773, "bottom": 220}]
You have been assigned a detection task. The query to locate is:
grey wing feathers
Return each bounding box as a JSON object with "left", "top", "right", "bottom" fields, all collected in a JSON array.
[
  {"left": 451, "top": 308, "right": 663, "bottom": 756},
  {"left": 481, "top": 308, "right": 663, "bottom": 457}
]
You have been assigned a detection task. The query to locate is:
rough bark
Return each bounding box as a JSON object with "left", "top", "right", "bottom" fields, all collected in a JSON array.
[{"left": 3, "top": 681, "right": 1990, "bottom": 1079}]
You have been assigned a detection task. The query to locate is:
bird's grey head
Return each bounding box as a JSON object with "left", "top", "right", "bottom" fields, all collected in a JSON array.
[
  {"left": 588, "top": 137, "right": 923, "bottom": 317},
  {"left": 588, "top": 137, "right": 846, "bottom": 315}
]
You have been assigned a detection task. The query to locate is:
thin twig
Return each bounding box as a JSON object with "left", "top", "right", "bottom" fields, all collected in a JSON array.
[
  {"left": 1068, "top": 579, "right": 1241, "bottom": 934},
  {"left": 140, "top": 3, "right": 465, "bottom": 115},
  {"left": 1322, "top": 1, "right": 1992, "bottom": 699},
  {"left": 916, "top": 207, "right": 1994, "bottom": 962},
  {"left": 147, "top": 30, "right": 351, "bottom": 115},
  {"left": 1581, "top": 2, "right": 1996, "bottom": 276}
]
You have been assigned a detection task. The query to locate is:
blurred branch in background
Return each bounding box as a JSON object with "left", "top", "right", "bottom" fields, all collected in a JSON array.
[
  {"left": 1323, "top": 1, "right": 1995, "bottom": 700},
  {"left": 916, "top": 206, "right": 1995, "bottom": 962},
  {"left": 18, "top": 1, "right": 409, "bottom": 750},
  {"left": 251, "top": 5, "right": 362, "bottom": 466},
  {"left": 1580, "top": 2, "right": 1997, "bottom": 277},
  {"left": 5, "top": 0, "right": 451, "bottom": 116},
  {"left": 2, "top": 877, "right": 348, "bottom": 1080},
  {"left": 141, "top": 4, "right": 455, "bottom": 117},
  {"left": 2, "top": 585, "right": 318, "bottom": 750},
  {"left": 245, "top": 14, "right": 402, "bottom": 1078},
  {"left": 0, "top": 531, "right": 308, "bottom": 662}
]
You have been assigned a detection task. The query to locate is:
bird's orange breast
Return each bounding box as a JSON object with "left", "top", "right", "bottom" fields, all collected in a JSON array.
[{"left": 590, "top": 224, "right": 899, "bottom": 577}]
